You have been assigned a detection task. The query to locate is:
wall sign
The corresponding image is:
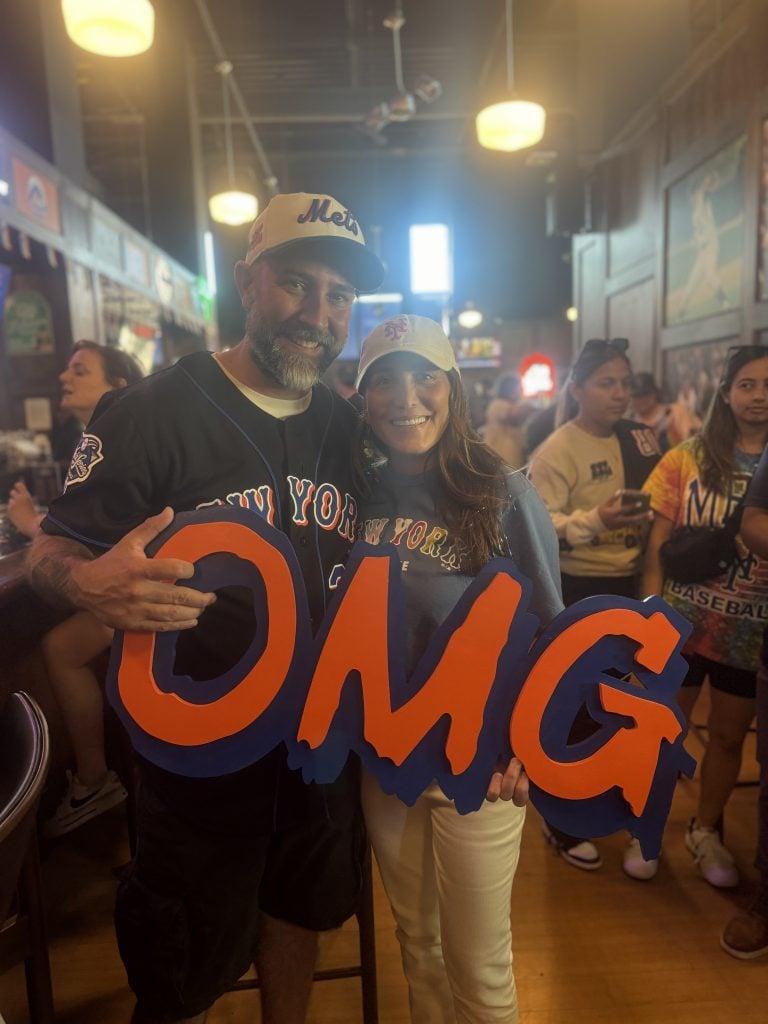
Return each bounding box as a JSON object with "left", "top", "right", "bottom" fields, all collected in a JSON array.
[
  {"left": 3, "top": 289, "right": 55, "bottom": 354},
  {"left": 107, "top": 508, "right": 695, "bottom": 859},
  {"left": 11, "top": 158, "right": 60, "bottom": 234}
]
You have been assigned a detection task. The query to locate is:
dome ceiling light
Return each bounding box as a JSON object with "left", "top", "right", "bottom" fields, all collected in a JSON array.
[
  {"left": 476, "top": 0, "right": 546, "bottom": 152},
  {"left": 208, "top": 61, "right": 259, "bottom": 227},
  {"left": 61, "top": 0, "right": 155, "bottom": 57}
]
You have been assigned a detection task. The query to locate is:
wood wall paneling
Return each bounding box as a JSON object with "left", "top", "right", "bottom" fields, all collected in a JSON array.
[
  {"left": 607, "top": 278, "right": 656, "bottom": 371},
  {"left": 607, "top": 124, "right": 660, "bottom": 279},
  {"left": 573, "top": 234, "right": 607, "bottom": 347},
  {"left": 575, "top": 2, "right": 768, "bottom": 384}
]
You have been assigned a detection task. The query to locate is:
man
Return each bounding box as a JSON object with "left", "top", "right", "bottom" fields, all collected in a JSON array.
[
  {"left": 27, "top": 192, "right": 385, "bottom": 1024},
  {"left": 628, "top": 371, "right": 672, "bottom": 451}
]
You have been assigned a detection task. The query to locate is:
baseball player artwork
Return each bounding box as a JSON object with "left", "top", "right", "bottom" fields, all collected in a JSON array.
[{"left": 108, "top": 503, "right": 695, "bottom": 864}]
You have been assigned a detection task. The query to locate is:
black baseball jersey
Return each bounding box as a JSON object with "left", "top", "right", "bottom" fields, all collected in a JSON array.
[{"left": 42, "top": 351, "right": 361, "bottom": 832}]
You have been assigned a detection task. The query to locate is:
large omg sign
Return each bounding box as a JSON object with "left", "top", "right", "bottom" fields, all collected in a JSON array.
[{"left": 107, "top": 508, "right": 695, "bottom": 859}]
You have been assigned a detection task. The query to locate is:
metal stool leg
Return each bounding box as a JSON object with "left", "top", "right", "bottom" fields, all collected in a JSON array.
[
  {"left": 227, "top": 843, "right": 378, "bottom": 1022},
  {"left": 356, "top": 844, "right": 378, "bottom": 1024}
]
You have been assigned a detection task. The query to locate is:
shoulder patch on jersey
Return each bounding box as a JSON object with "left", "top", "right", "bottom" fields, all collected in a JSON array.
[{"left": 64, "top": 433, "right": 105, "bottom": 490}]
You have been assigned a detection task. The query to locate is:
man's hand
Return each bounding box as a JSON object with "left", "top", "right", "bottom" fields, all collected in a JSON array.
[
  {"left": 29, "top": 507, "right": 215, "bottom": 632},
  {"left": 486, "top": 757, "right": 529, "bottom": 806}
]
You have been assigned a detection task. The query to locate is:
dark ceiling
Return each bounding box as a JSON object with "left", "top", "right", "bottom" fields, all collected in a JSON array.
[{"left": 57, "top": 0, "right": 728, "bottom": 330}]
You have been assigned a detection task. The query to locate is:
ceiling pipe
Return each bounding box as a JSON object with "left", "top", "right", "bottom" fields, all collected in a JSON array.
[{"left": 192, "top": 0, "right": 279, "bottom": 195}]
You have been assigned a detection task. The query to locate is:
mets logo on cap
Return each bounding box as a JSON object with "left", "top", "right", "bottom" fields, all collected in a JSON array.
[
  {"left": 296, "top": 197, "right": 359, "bottom": 237},
  {"left": 64, "top": 433, "right": 105, "bottom": 490}
]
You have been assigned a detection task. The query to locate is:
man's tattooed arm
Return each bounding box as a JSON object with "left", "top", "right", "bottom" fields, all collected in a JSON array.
[{"left": 26, "top": 533, "right": 95, "bottom": 610}]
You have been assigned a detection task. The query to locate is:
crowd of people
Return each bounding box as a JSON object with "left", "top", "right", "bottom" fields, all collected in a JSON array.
[{"left": 9, "top": 190, "right": 768, "bottom": 1023}]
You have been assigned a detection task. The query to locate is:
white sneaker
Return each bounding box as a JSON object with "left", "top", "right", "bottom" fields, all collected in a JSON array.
[
  {"left": 622, "top": 836, "right": 659, "bottom": 880},
  {"left": 685, "top": 819, "right": 738, "bottom": 888},
  {"left": 43, "top": 769, "right": 127, "bottom": 838}
]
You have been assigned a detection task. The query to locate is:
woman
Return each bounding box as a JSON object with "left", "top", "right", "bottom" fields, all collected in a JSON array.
[
  {"left": 528, "top": 337, "right": 661, "bottom": 876},
  {"left": 642, "top": 345, "right": 768, "bottom": 888},
  {"left": 8, "top": 341, "right": 143, "bottom": 536},
  {"left": 354, "top": 315, "right": 563, "bottom": 1024},
  {"left": 9, "top": 341, "right": 144, "bottom": 838}
]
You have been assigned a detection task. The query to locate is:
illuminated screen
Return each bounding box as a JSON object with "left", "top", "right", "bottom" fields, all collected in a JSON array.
[
  {"left": 338, "top": 294, "right": 404, "bottom": 361},
  {"left": 456, "top": 336, "right": 501, "bottom": 368},
  {"left": 409, "top": 224, "right": 452, "bottom": 295}
]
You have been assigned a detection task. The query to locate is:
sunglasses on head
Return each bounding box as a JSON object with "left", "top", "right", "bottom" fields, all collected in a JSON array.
[{"left": 580, "top": 337, "right": 630, "bottom": 356}]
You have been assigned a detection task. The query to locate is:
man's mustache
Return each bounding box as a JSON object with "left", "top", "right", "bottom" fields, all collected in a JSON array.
[{"left": 275, "top": 320, "right": 335, "bottom": 351}]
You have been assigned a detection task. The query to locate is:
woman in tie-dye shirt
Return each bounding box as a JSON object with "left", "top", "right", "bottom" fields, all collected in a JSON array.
[{"left": 642, "top": 346, "right": 768, "bottom": 889}]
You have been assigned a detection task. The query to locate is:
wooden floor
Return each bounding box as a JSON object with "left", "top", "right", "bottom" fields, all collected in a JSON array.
[{"left": 1, "top": 700, "right": 766, "bottom": 1024}]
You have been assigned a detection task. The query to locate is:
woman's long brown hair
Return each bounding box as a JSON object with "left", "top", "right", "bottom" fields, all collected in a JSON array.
[
  {"left": 698, "top": 345, "right": 768, "bottom": 494},
  {"left": 354, "top": 370, "right": 507, "bottom": 574}
]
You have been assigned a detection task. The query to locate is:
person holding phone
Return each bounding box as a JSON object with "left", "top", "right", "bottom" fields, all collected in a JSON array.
[
  {"left": 528, "top": 338, "right": 661, "bottom": 874},
  {"left": 642, "top": 345, "right": 768, "bottom": 890}
]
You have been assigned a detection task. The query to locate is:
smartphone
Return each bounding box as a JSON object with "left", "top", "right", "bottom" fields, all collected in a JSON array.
[{"left": 620, "top": 489, "right": 651, "bottom": 512}]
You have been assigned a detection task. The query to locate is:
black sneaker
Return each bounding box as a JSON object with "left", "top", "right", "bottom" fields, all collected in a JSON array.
[{"left": 541, "top": 820, "right": 602, "bottom": 870}]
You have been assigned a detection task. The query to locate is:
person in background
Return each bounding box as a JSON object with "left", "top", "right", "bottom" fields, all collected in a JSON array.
[
  {"left": 528, "top": 337, "right": 660, "bottom": 875},
  {"left": 628, "top": 371, "right": 673, "bottom": 451},
  {"left": 8, "top": 341, "right": 143, "bottom": 538},
  {"left": 642, "top": 346, "right": 768, "bottom": 888},
  {"left": 482, "top": 372, "right": 533, "bottom": 470},
  {"left": 8, "top": 342, "right": 144, "bottom": 836},
  {"left": 354, "top": 314, "right": 563, "bottom": 1023},
  {"left": 726, "top": 446, "right": 768, "bottom": 959},
  {"left": 666, "top": 378, "right": 703, "bottom": 448},
  {"left": 26, "top": 191, "right": 385, "bottom": 1024}
]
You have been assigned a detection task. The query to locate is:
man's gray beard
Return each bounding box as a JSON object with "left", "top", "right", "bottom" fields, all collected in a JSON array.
[{"left": 246, "top": 310, "right": 340, "bottom": 392}]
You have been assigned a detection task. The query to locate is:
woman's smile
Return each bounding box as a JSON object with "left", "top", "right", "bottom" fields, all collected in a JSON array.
[{"left": 363, "top": 352, "right": 451, "bottom": 474}]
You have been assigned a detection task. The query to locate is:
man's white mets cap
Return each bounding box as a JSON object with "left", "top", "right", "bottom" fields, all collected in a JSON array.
[
  {"left": 244, "top": 192, "right": 385, "bottom": 293},
  {"left": 356, "top": 315, "right": 459, "bottom": 391}
]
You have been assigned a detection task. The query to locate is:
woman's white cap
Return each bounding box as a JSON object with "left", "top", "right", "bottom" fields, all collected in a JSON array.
[{"left": 356, "top": 315, "right": 459, "bottom": 390}]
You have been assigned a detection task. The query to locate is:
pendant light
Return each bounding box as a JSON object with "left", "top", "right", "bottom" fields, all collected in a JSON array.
[
  {"left": 61, "top": 0, "right": 155, "bottom": 57},
  {"left": 457, "top": 302, "right": 483, "bottom": 330},
  {"left": 208, "top": 62, "right": 259, "bottom": 227},
  {"left": 476, "top": 0, "right": 546, "bottom": 152}
]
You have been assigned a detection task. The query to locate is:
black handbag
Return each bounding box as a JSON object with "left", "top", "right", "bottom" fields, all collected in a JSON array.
[{"left": 660, "top": 499, "right": 744, "bottom": 585}]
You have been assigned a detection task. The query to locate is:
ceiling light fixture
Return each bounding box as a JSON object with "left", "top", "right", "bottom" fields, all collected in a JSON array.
[
  {"left": 61, "top": 0, "right": 155, "bottom": 57},
  {"left": 457, "top": 303, "right": 483, "bottom": 330},
  {"left": 208, "top": 61, "right": 259, "bottom": 227},
  {"left": 476, "top": 0, "right": 546, "bottom": 152}
]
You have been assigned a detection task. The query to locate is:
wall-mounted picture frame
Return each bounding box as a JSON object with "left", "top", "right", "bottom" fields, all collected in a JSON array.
[
  {"left": 662, "top": 337, "right": 737, "bottom": 423},
  {"left": 664, "top": 136, "right": 745, "bottom": 325}
]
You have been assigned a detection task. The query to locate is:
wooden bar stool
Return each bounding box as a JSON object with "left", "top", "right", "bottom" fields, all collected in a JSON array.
[
  {"left": 228, "top": 843, "right": 379, "bottom": 1024},
  {"left": 0, "top": 691, "right": 55, "bottom": 1024}
]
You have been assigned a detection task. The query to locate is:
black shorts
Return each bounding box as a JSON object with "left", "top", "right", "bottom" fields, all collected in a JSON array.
[
  {"left": 560, "top": 573, "right": 638, "bottom": 606},
  {"left": 116, "top": 772, "right": 364, "bottom": 1022},
  {"left": 681, "top": 651, "right": 757, "bottom": 700}
]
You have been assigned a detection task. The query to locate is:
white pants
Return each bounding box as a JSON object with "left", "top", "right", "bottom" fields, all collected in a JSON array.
[{"left": 362, "top": 773, "right": 525, "bottom": 1024}]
